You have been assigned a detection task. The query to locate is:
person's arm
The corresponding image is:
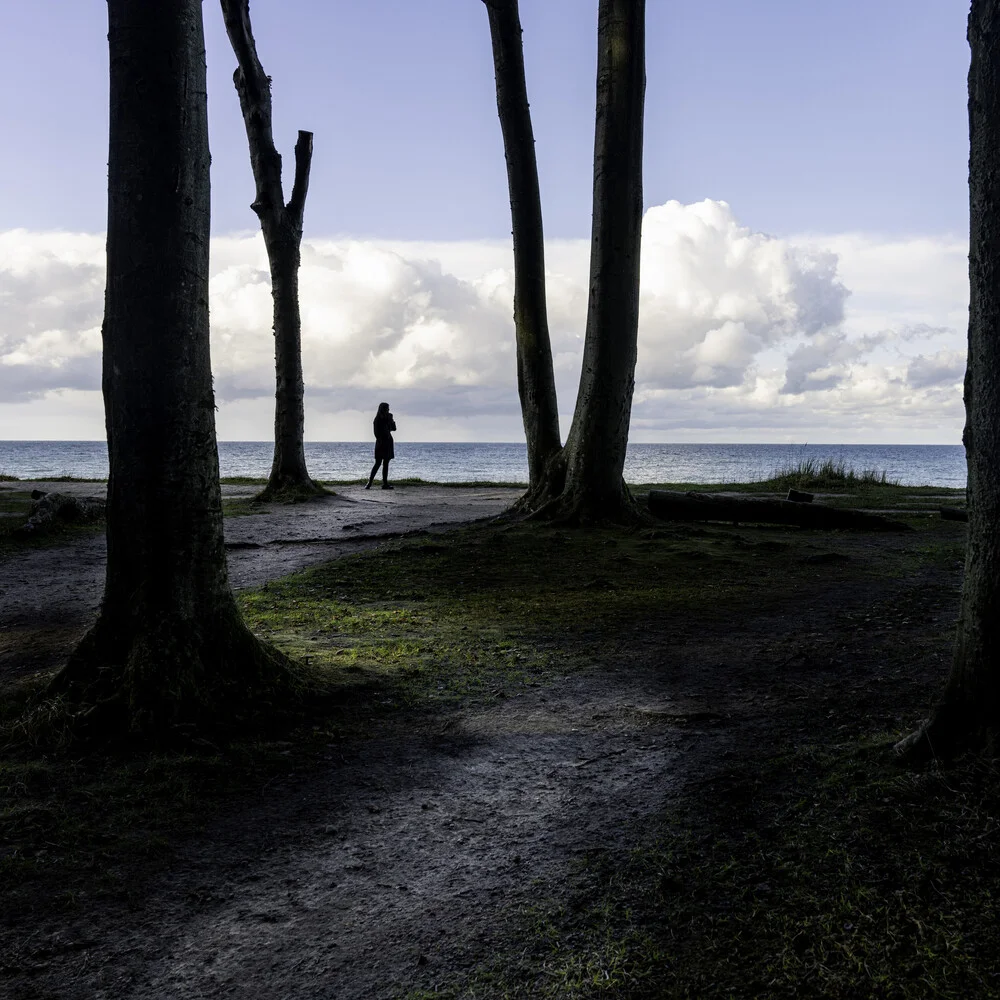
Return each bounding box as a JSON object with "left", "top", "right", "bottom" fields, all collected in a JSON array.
[{"left": 389, "top": 415, "right": 396, "bottom": 432}]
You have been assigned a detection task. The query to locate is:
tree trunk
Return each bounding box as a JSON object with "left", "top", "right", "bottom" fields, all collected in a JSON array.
[
  {"left": 49, "top": 0, "right": 293, "bottom": 741},
  {"left": 220, "top": 0, "right": 324, "bottom": 501},
  {"left": 483, "top": 0, "right": 563, "bottom": 501},
  {"left": 539, "top": 0, "right": 646, "bottom": 524},
  {"left": 897, "top": 0, "right": 1000, "bottom": 761}
]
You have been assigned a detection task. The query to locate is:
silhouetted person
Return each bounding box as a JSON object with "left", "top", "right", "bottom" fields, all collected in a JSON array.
[{"left": 366, "top": 401, "right": 396, "bottom": 490}]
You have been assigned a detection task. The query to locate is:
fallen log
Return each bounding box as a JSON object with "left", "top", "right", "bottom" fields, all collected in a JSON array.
[
  {"left": 648, "top": 490, "right": 912, "bottom": 532},
  {"left": 939, "top": 506, "right": 968, "bottom": 522},
  {"left": 786, "top": 488, "right": 814, "bottom": 503}
]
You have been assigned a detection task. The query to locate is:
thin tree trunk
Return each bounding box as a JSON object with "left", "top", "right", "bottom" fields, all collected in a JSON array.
[
  {"left": 483, "top": 0, "right": 563, "bottom": 499},
  {"left": 220, "top": 0, "right": 323, "bottom": 501},
  {"left": 50, "top": 0, "right": 293, "bottom": 740},
  {"left": 548, "top": 0, "right": 646, "bottom": 523},
  {"left": 898, "top": 0, "right": 1000, "bottom": 761}
]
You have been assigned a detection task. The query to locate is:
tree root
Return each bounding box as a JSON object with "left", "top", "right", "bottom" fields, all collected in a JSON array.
[
  {"left": 45, "top": 608, "right": 308, "bottom": 748},
  {"left": 894, "top": 701, "right": 999, "bottom": 766},
  {"left": 253, "top": 478, "right": 331, "bottom": 505}
]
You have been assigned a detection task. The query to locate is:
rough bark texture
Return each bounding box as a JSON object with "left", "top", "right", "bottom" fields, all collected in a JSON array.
[
  {"left": 483, "top": 0, "right": 562, "bottom": 501},
  {"left": 542, "top": 0, "right": 646, "bottom": 524},
  {"left": 898, "top": 0, "right": 1000, "bottom": 761},
  {"left": 220, "top": 0, "right": 323, "bottom": 501},
  {"left": 50, "top": 0, "right": 293, "bottom": 740}
]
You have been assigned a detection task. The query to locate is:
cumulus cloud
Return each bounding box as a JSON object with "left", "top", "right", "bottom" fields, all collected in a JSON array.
[
  {"left": 907, "top": 350, "right": 966, "bottom": 389},
  {"left": 780, "top": 330, "right": 893, "bottom": 394},
  {"left": 636, "top": 200, "right": 848, "bottom": 390},
  {"left": 0, "top": 201, "right": 970, "bottom": 442},
  {"left": 0, "top": 229, "right": 104, "bottom": 400}
]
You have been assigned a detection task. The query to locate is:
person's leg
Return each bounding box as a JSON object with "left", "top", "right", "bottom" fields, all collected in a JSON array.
[
  {"left": 366, "top": 458, "right": 382, "bottom": 488},
  {"left": 381, "top": 458, "right": 393, "bottom": 489}
]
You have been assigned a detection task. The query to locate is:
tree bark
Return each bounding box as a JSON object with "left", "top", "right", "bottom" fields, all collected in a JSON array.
[
  {"left": 483, "top": 0, "right": 563, "bottom": 500},
  {"left": 898, "top": 0, "right": 1000, "bottom": 761},
  {"left": 539, "top": 0, "right": 646, "bottom": 524},
  {"left": 50, "top": 0, "right": 293, "bottom": 741},
  {"left": 220, "top": 0, "right": 324, "bottom": 501}
]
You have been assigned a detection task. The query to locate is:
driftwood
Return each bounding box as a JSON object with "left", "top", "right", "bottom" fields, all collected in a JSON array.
[
  {"left": 648, "top": 490, "right": 912, "bottom": 532},
  {"left": 786, "top": 488, "right": 814, "bottom": 503},
  {"left": 15, "top": 491, "right": 105, "bottom": 537},
  {"left": 939, "top": 506, "right": 969, "bottom": 522}
]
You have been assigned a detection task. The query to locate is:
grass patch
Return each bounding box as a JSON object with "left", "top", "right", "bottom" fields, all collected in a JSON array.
[
  {"left": 423, "top": 740, "right": 1000, "bottom": 999},
  {"left": 236, "top": 519, "right": 875, "bottom": 709},
  {"left": 760, "top": 458, "right": 897, "bottom": 491},
  {"left": 32, "top": 476, "right": 105, "bottom": 483},
  {"left": 222, "top": 497, "right": 265, "bottom": 517}
]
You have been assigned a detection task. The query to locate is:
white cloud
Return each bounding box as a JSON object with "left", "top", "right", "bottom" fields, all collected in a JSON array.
[
  {"left": 906, "top": 349, "right": 966, "bottom": 389},
  {"left": 0, "top": 202, "right": 970, "bottom": 442},
  {"left": 636, "top": 200, "right": 848, "bottom": 390}
]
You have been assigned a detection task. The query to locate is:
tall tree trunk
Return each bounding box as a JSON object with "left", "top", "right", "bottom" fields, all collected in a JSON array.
[
  {"left": 50, "top": 0, "right": 293, "bottom": 741},
  {"left": 545, "top": 0, "right": 646, "bottom": 523},
  {"left": 897, "top": 0, "right": 1000, "bottom": 761},
  {"left": 220, "top": 0, "right": 324, "bottom": 501},
  {"left": 483, "top": 0, "right": 563, "bottom": 500}
]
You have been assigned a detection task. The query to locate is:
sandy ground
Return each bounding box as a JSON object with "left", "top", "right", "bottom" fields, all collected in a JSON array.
[
  {"left": 67, "top": 668, "right": 709, "bottom": 999},
  {"left": 0, "top": 483, "right": 965, "bottom": 998},
  {"left": 0, "top": 482, "right": 522, "bottom": 682},
  {"left": 0, "top": 483, "right": 726, "bottom": 999}
]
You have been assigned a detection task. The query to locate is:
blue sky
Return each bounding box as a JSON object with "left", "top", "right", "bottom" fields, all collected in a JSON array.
[
  {"left": 0, "top": 1, "right": 975, "bottom": 442},
  {"left": 1, "top": 0, "right": 969, "bottom": 239}
]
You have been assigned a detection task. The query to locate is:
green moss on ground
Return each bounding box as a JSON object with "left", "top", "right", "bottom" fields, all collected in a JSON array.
[{"left": 237, "top": 519, "right": 867, "bottom": 705}]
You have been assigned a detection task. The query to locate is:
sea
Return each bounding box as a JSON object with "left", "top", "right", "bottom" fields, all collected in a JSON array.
[{"left": 0, "top": 441, "right": 967, "bottom": 488}]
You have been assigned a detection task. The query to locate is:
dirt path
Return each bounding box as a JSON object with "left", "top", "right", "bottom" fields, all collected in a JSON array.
[
  {"left": 64, "top": 667, "right": 717, "bottom": 1000},
  {"left": 0, "top": 483, "right": 521, "bottom": 682}
]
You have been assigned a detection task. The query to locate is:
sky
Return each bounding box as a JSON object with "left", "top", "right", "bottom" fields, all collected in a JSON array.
[{"left": 0, "top": 0, "right": 973, "bottom": 443}]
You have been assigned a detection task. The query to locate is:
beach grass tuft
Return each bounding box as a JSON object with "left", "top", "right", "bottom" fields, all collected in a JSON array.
[{"left": 759, "top": 457, "right": 898, "bottom": 490}]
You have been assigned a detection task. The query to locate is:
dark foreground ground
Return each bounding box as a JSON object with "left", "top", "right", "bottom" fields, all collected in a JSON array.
[{"left": 1, "top": 479, "right": 998, "bottom": 999}]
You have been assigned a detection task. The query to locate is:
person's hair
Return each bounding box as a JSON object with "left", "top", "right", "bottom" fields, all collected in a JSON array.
[{"left": 377, "top": 401, "right": 390, "bottom": 416}]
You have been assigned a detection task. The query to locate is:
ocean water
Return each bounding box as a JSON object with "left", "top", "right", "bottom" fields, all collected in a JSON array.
[{"left": 0, "top": 440, "right": 967, "bottom": 488}]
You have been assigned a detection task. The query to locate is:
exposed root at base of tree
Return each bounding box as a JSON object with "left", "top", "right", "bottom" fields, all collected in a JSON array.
[
  {"left": 498, "top": 452, "right": 568, "bottom": 521},
  {"left": 525, "top": 487, "right": 653, "bottom": 528},
  {"left": 253, "top": 478, "right": 331, "bottom": 505},
  {"left": 37, "top": 608, "right": 325, "bottom": 748},
  {"left": 895, "top": 700, "right": 1000, "bottom": 765},
  {"left": 497, "top": 457, "right": 654, "bottom": 527}
]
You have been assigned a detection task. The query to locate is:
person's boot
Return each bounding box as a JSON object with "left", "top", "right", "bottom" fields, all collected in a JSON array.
[
  {"left": 365, "top": 477, "right": 374, "bottom": 490},
  {"left": 381, "top": 481, "right": 394, "bottom": 490}
]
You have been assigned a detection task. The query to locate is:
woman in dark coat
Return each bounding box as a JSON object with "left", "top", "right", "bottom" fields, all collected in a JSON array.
[{"left": 366, "top": 401, "right": 396, "bottom": 489}]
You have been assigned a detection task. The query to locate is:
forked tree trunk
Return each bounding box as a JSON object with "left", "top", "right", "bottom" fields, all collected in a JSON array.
[
  {"left": 50, "top": 0, "right": 293, "bottom": 740},
  {"left": 897, "top": 0, "right": 1000, "bottom": 761},
  {"left": 545, "top": 0, "right": 646, "bottom": 523},
  {"left": 220, "top": 0, "right": 323, "bottom": 501},
  {"left": 483, "top": 0, "right": 563, "bottom": 500}
]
